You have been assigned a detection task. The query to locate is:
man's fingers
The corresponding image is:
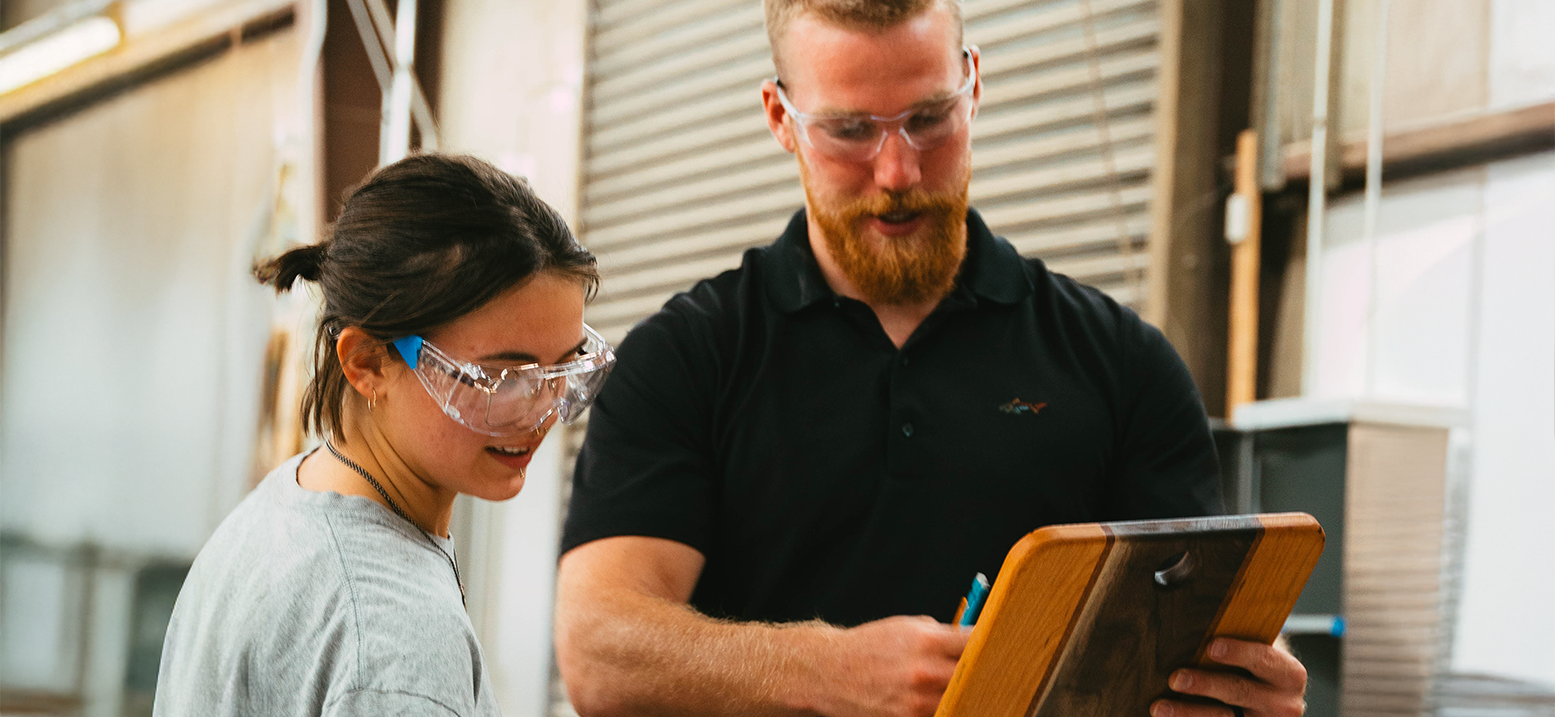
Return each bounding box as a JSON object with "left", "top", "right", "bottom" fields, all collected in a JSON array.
[
  {"left": 1165, "top": 668, "right": 1307, "bottom": 717},
  {"left": 1205, "top": 639, "right": 1307, "bottom": 691},
  {"left": 939, "top": 625, "right": 971, "bottom": 658},
  {"left": 906, "top": 615, "right": 971, "bottom": 658},
  {"left": 1168, "top": 668, "right": 1270, "bottom": 710},
  {"left": 1149, "top": 698, "right": 1238, "bottom": 717}
]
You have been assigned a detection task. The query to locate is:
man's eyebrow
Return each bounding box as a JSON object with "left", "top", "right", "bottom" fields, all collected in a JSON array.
[
  {"left": 478, "top": 337, "right": 589, "bottom": 366},
  {"left": 813, "top": 92, "right": 959, "bottom": 117}
]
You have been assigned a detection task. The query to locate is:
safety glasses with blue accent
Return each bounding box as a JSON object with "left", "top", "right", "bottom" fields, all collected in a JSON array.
[
  {"left": 774, "top": 47, "right": 978, "bottom": 163},
  {"left": 390, "top": 325, "right": 616, "bottom": 437}
]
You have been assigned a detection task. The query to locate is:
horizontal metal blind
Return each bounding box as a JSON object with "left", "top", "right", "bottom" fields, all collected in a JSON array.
[
  {"left": 965, "top": 0, "right": 1159, "bottom": 307},
  {"left": 579, "top": 0, "right": 1161, "bottom": 346}
]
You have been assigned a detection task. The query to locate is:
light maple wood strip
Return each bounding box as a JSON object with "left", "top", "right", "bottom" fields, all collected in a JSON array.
[
  {"left": 1200, "top": 513, "right": 1324, "bottom": 658},
  {"left": 936, "top": 524, "right": 1110, "bottom": 717}
]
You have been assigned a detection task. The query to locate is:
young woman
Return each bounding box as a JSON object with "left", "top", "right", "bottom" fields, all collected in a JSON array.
[{"left": 154, "top": 154, "right": 611, "bottom": 716}]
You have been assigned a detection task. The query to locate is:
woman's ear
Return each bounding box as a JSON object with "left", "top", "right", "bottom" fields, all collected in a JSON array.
[{"left": 337, "top": 327, "right": 388, "bottom": 402}]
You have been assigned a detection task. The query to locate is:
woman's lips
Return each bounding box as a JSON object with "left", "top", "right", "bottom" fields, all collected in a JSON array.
[{"left": 485, "top": 445, "right": 535, "bottom": 471}]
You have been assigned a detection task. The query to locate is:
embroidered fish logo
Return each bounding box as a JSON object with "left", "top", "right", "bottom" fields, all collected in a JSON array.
[{"left": 998, "top": 398, "right": 1047, "bottom": 415}]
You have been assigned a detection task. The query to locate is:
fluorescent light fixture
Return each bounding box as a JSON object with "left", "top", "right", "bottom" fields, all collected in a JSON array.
[{"left": 0, "top": 15, "right": 121, "bottom": 95}]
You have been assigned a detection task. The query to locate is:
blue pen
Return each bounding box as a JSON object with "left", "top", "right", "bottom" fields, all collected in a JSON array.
[{"left": 958, "top": 573, "right": 990, "bottom": 628}]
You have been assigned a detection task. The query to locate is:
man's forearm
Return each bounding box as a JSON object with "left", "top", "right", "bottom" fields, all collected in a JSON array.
[
  {"left": 555, "top": 537, "right": 966, "bottom": 717},
  {"left": 556, "top": 585, "right": 834, "bottom": 717}
]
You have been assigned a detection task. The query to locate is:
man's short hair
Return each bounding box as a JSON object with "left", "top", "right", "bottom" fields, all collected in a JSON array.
[{"left": 764, "top": 0, "right": 965, "bottom": 77}]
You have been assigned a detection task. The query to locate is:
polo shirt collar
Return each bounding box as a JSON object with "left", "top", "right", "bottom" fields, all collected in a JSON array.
[{"left": 764, "top": 207, "right": 1033, "bottom": 313}]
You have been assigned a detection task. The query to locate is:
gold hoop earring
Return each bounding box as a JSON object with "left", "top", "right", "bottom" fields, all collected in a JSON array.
[{"left": 369, "top": 388, "right": 377, "bottom": 411}]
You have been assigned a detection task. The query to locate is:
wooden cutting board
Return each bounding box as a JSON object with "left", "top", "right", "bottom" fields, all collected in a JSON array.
[{"left": 935, "top": 513, "right": 1324, "bottom": 717}]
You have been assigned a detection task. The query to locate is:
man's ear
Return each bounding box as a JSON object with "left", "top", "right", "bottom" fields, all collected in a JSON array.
[
  {"left": 969, "top": 44, "right": 983, "bottom": 121},
  {"left": 761, "top": 79, "right": 798, "bottom": 154},
  {"left": 337, "top": 326, "right": 388, "bottom": 402}
]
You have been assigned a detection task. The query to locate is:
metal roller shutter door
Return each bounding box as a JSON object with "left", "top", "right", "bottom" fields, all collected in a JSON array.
[{"left": 580, "top": 0, "right": 1162, "bottom": 346}]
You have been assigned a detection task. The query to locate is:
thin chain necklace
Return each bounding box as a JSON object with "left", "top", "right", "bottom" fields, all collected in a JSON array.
[{"left": 324, "top": 441, "right": 466, "bottom": 607}]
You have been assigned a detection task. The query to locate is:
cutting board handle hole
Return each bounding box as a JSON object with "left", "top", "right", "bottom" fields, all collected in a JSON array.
[{"left": 1154, "top": 550, "right": 1197, "bottom": 588}]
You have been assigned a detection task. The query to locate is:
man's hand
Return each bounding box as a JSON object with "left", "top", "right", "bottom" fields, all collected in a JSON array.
[
  {"left": 1150, "top": 638, "right": 1307, "bottom": 717},
  {"left": 555, "top": 536, "right": 971, "bottom": 717},
  {"left": 805, "top": 615, "right": 970, "bottom": 717}
]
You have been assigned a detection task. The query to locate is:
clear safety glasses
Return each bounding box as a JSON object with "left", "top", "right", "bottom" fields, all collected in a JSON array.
[
  {"left": 390, "top": 325, "right": 616, "bottom": 437},
  {"left": 774, "top": 47, "right": 977, "bottom": 163}
]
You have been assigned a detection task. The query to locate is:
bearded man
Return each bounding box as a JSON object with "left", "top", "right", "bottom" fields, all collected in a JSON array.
[{"left": 553, "top": 1, "right": 1310, "bottom": 715}]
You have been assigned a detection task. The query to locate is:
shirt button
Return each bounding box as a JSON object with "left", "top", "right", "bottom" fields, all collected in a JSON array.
[
  {"left": 902, "top": 422, "right": 914, "bottom": 437},
  {"left": 902, "top": 356, "right": 911, "bottom": 366}
]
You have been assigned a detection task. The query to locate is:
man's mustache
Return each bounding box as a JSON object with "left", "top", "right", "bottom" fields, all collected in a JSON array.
[{"left": 844, "top": 189, "right": 962, "bottom": 218}]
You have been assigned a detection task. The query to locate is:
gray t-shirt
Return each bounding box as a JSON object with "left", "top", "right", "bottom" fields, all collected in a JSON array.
[{"left": 154, "top": 450, "right": 500, "bottom": 716}]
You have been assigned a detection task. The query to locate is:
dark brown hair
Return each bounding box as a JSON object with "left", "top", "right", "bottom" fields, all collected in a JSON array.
[{"left": 254, "top": 153, "right": 599, "bottom": 442}]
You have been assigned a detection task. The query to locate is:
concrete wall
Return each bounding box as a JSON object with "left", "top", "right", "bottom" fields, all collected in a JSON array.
[
  {"left": 1313, "top": 151, "right": 1555, "bottom": 687},
  {"left": 1, "top": 28, "right": 299, "bottom": 561},
  {"left": 0, "top": 22, "right": 302, "bottom": 715},
  {"left": 1287, "top": 0, "right": 1555, "bottom": 686},
  {"left": 436, "top": 0, "right": 589, "bottom": 714}
]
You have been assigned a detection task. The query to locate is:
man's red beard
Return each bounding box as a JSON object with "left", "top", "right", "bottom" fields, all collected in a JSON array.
[{"left": 799, "top": 155, "right": 969, "bottom": 306}]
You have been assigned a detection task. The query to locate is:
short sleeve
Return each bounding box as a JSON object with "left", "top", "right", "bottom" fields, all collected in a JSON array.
[
  {"left": 560, "top": 305, "right": 721, "bottom": 557},
  {"left": 1100, "top": 318, "right": 1223, "bottom": 520},
  {"left": 325, "top": 690, "right": 461, "bottom": 717}
]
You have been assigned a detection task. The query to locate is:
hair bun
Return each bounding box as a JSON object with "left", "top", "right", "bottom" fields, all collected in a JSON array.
[{"left": 254, "top": 242, "right": 327, "bottom": 292}]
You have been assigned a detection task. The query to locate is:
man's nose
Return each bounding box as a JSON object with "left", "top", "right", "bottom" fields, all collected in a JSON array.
[{"left": 872, "top": 129, "right": 922, "bottom": 191}]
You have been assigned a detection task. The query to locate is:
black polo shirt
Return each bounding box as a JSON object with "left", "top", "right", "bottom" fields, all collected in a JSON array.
[{"left": 562, "top": 208, "right": 1220, "bottom": 627}]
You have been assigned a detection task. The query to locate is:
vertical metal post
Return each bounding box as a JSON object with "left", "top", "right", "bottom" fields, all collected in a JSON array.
[
  {"left": 381, "top": 0, "right": 417, "bottom": 164},
  {"left": 1252, "top": 0, "right": 1287, "bottom": 191},
  {"left": 1361, "top": 0, "right": 1390, "bottom": 398},
  {"left": 1301, "top": 0, "right": 1339, "bottom": 396}
]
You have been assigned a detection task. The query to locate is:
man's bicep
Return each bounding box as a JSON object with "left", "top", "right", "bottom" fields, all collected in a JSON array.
[{"left": 558, "top": 535, "right": 706, "bottom": 603}]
